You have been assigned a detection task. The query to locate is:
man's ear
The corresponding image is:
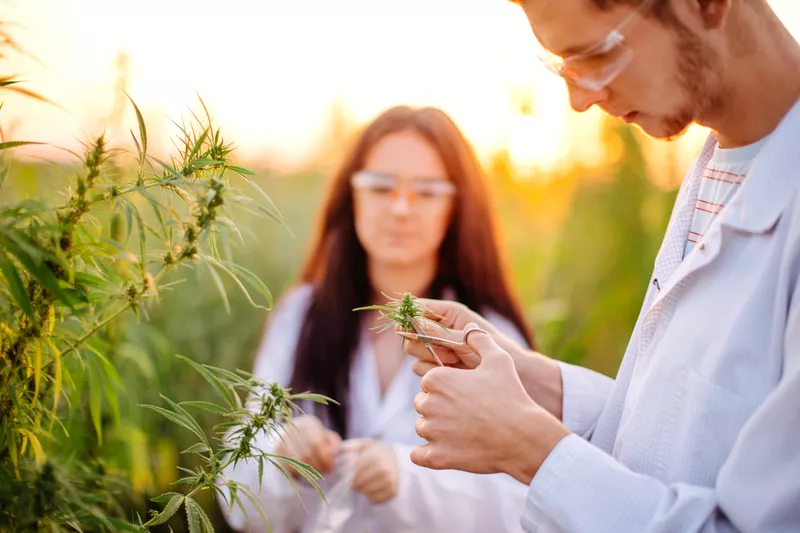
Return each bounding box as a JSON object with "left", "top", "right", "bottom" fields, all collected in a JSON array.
[{"left": 696, "top": 0, "right": 732, "bottom": 29}]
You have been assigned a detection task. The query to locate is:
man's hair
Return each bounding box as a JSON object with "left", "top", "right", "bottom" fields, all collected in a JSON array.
[
  {"left": 508, "top": 0, "right": 675, "bottom": 23},
  {"left": 509, "top": 0, "right": 660, "bottom": 8}
]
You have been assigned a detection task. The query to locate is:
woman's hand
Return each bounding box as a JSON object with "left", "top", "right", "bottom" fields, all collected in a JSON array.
[
  {"left": 342, "top": 439, "right": 399, "bottom": 504},
  {"left": 276, "top": 414, "right": 342, "bottom": 476}
]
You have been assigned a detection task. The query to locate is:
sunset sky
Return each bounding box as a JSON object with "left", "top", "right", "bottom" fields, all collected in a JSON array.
[{"left": 5, "top": 0, "right": 800, "bottom": 173}]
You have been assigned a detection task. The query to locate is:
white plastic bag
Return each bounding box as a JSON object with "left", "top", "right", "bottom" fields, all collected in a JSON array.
[{"left": 312, "top": 451, "right": 358, "bottom": 533}]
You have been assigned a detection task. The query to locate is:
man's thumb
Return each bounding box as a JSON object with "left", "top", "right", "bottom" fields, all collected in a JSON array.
[{"left": 463, "top": 323, "right": 506, "bottom": 363}]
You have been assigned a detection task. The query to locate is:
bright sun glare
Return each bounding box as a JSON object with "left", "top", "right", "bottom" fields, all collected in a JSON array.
[{"left": 6, "top": 0, "right": 800, "bottom": 174}]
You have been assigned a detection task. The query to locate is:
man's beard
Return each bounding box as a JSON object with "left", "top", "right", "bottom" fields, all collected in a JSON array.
[{"left": 659, "top": 19, "right": 724, "bottom": 140}]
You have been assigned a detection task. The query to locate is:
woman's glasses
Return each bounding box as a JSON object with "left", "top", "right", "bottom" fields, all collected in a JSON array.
[{"left": 350, "top": 170, "right": 456, "bottom": 212}]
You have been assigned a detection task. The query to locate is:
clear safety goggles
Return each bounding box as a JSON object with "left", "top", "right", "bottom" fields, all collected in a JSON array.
[{"left": 534, "top": 0, "right": 658, "bottom": 91}]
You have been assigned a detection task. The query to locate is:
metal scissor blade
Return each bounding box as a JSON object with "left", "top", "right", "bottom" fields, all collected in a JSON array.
[{"left": 410, "top": 318, "right": 444, "bottom": 366}]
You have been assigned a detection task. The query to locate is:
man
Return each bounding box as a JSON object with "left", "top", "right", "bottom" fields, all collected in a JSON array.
[{"left": 400, "top": 0, "right": 800, "bottom": 531}]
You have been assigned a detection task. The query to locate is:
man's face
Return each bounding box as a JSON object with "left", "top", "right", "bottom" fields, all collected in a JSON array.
[{"left": 521, "top": 0, "right": 723, "bottom": 140}]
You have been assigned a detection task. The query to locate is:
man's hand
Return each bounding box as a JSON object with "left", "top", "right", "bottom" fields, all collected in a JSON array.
[
  {"left": 275, "top": 414, "right": 342, "bottom": 476},
  {"left": 342, "top": 439, "right": 399, "bottom": 504},
  {"left": 411, "top": 326, "right": 570, "bottom": 484},
  {"left": 400, "top": 298, "right": 564, "bottom": 421}
]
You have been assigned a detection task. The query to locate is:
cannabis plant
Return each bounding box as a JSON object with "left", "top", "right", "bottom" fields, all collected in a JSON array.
[
  {"left": 355, "top": 292, "right": 447, "bottom": 335},
  {"left": 0, "top": 84, "right": 327, "bottom": 532}
]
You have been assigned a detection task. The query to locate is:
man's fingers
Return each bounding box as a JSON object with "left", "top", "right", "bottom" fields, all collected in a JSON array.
[
  {"left": 414, "top": 299, "right": 461, "bottom": 329},
  {"left": 400, "top": 336, "right": 461, "bottom": 365},
  {"left": 413, "top": 391, "right": 426, "bottom": 414},
  {"left": 412, "top": 359, "right": 437, "bottom": 377},
  {"left": 463, "top": 324, "right": 508, "bottom": 365},
  {"left": 415, "top": 416, "right": 434, "bottom": 442},
  {"left": 410, "top": 443, "right": 445, "bottom": 469}
]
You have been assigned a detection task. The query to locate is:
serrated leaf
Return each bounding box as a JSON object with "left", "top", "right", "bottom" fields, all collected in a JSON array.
[
  {"left": 189, "top": 157, "right": 224, "bottom": 170},
  {"left": 185, "top": 497, "right": 201, "bottom": 533},
  {"left": 205, "top": 256, "right": 267, "bottom": 310},
  {"left": 33, "top": 341, "right": 42, "bottom": 406},
  {"left": 73, "top": 272, "right": 110, "bottom": 290},
  {"left": 8, "top": 425, "right": 19, "bottom": 477},
  {"left": 179, "top": 400, "right": 229, "bottom": 414},
  {"left": 224, "top": 261, "right": 273, "bottom": 309},
  {"left": 146, "top": 493, "right": 184, "bottom": 526},
  {"left": 0, "top": 255, "right": 34, "bottom": 319},
  {"left": 173, "top": 475, "right": 200, "bottom": 486},
  {"left": 139, "top": 404, "right": 206, "bottom": 445},
  {"left": 124, "top": 91, "right": 147, "bottom": 161},
  {"left": 4, "top": 238, "right": 74, "bottom": 307},
  {"left": 17, "top": 429, "right": 45, "bottom": 465},
  {"left": 187, "top": 498, "right": 214, "bottom": 532},
  {"left": 227, "top": 165, "right": 254, "bottom": 176},
  {"left": 124, "top": 200, "right": 147, "bottom": 273},
  {"left": 46, "top": 338, "right": 62, "bottom": 423},
  {"left": 160, "top": 394, "right": 210, "bottom": 448},
  {"left": 188, "top": 129, "right": 209, "bottom": 161},
  {"left": 130, "top": 129, "right": 142, "bottom": 161},
  {"left": 124, "top": 199, "right": 134, "bottom": 244},
  {"left": 197, "top": 364, "right": 249, "bottom": 388},
  {"left": 204, "top": 259, "right": 230, "bottom": 314},
  {"left": 87, "top": 356, "right": 103, "bottom": 446},
  {"left": 176, "top": 354, "right": 235, "bottom": 408},
  {"left": 150, "top": 491, "right": 182, "bottom": 503},
  {"left": 238, "top": 485, "right": 272, "bottom": 533},
  {"left": 0, "top": 140, "right": 43, "bottom": 151},
  {"left": 273, "top": 455, "right": 323, "bottom": 482},
  {"left": 181, "top": 442, "right": 210, "bottom": 455},
  {"left": 288, "top": 392, "right": 336, "bottom": 406},
  {"left": 255, "top": 204, "right": 293, "bottom": 236}
]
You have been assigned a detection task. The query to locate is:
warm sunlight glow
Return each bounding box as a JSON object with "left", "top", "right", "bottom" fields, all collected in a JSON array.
[{"left": 6, "top": 0, "right": 800, "bottom": 172}]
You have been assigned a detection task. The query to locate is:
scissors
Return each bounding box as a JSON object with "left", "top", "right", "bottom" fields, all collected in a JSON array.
[
  {"left": 410, "top": 317, "right": 445, "bottom": 366},
  {"left": 406, "top": 319, "right": 490, "bottom": 366}
]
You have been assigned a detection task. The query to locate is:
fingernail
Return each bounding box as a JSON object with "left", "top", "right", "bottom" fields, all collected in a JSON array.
[{"left": 396, "top": 331, "right": 418, "bottom": 340}]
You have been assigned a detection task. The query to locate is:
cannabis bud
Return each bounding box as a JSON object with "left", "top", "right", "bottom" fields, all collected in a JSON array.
[{"left": 354, "top": 292, "right": 447, "bottom": 335}]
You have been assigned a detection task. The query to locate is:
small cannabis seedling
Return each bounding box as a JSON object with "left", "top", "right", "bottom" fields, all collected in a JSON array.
[{"left": 354, "top": 292, "right": 448, "bottom": 335}]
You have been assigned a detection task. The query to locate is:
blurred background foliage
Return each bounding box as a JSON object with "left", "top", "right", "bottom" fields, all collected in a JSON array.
[
  {"left": 1, "top": 110, "right": 681, "bottom": 529},
  {"left": 0, "top": 1, "right": 690, "bottom": 524}
]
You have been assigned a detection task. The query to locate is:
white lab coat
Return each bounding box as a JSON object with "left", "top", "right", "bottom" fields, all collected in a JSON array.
[
  {"left": 521, "top": 100, "right": 800, "bottom": 532},
  {"left": 220, "top": 284, "right": 530, "bottom": 533}
]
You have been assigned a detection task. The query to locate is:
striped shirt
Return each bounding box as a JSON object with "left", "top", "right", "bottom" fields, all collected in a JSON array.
[{"left": 684, "top": 136, "right": 771, "bottom": 257}]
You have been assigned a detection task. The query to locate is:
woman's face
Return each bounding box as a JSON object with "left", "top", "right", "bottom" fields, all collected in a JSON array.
[{"left": 352, "top": 130, "right": 456, "bottom": 270}]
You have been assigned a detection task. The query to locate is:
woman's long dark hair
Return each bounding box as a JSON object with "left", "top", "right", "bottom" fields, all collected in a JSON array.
[{"left": 287, "top": 106, "right": 533, "bottom": 436}]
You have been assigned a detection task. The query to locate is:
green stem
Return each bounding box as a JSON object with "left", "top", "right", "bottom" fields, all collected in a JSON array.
[
  {"left": 53, "top": 180, "right": 164, "bottom": 212},
  {"left": 57, "top": 304, "right": 130, "bottom": 359}
]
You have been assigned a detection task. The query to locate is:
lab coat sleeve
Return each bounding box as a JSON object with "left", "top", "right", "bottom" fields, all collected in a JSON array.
[
  {"left": 219, "top": 285, "right": 323, "bottom": 533},
  {"left": 555, "top": 361, "right": 614, "bottom": 439},
  {"left": 521, "top": 275, "right": 800, "bottom": 533},
  {"left": 370, "top": 442, "right": 529, "bottom": 533}
]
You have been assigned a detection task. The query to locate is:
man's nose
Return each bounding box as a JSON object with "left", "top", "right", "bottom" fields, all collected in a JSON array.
[{"left": 566, "top": 82, "right": 608, "bottom": 113}]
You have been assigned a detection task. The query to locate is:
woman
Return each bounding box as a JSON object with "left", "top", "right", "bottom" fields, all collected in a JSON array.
[{"left": 221, "top": 106, "right": 534, "bottom": 533}]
